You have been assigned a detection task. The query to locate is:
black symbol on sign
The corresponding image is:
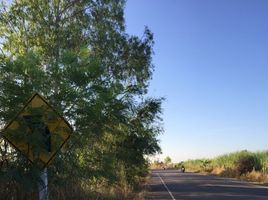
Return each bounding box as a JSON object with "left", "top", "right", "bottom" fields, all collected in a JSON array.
[{"left": 23, "top": 115, "right": 51, "bottom": 152}]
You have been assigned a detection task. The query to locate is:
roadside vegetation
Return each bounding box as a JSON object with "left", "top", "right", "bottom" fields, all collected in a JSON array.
[
  {"left": 179, "top": 150, "right": 268, "bottom": 184},
  {"left": 0, "top": 0, "right": 163, "bottom": 199},
  {"left": 150, "top": 156, "right": 174, "bottom": 169}
]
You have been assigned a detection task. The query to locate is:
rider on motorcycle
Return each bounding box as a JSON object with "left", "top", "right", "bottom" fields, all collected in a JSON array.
[{"left": 181, "top": 165, "right": 185, "bottom": 173}]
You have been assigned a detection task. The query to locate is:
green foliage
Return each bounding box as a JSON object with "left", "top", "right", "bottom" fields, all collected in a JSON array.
[
  {"left": 164, "top": 156, "right": 171, "bottom": 165},
  {"left": 182, "top": 159, "right": 207, "bottom": 172},
  {"left": 0, "top": 0, "right": 163, "bottom": 198},
  {"left": 235, "top": 154, "right": 256, "bottom": 175},
  {"left": 183, "top": 150, "right": 268, "bottom": 175},
  {"left": 174, "top": 161, "right": 184, "bottom": 169}
]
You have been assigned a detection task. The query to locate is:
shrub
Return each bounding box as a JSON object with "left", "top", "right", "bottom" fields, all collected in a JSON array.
[{"left": 235, "top": 154, "right": 256, "bottom": 175}]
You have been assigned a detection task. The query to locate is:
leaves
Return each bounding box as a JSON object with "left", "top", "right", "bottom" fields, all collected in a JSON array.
[{"left": 0, "top": 0, "right": 163, "bottom": 198}]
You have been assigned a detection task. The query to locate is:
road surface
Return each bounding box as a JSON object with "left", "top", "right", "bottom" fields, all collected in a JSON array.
[{"left": 146, "top": 169, "right": 268, "bottom": 200}]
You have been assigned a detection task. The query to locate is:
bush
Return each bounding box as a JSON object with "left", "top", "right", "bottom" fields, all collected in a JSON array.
[{"left": 235, "top": 154, "right": 256, "bottom": 175}]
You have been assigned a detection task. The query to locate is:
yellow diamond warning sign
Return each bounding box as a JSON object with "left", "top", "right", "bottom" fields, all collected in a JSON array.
[{"left": 2, "top": 93, "right": 72, "bottom": 168}]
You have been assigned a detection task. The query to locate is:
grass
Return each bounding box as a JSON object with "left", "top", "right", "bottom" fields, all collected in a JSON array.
[
  {"left": 0, "top": 175, "right": 148, "bottom": 200},
  {"left": 178, "top": 150, "right": 268, "bottom": 184}
]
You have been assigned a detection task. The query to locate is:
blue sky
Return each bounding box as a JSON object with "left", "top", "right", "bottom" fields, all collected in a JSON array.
[{"left": 125, "top": 0, "right": 268, "bottom": 162}]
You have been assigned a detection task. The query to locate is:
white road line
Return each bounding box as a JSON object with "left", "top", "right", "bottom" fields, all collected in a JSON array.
[{"left": 157, "top": 173, "right": 176, "bottom": 200}]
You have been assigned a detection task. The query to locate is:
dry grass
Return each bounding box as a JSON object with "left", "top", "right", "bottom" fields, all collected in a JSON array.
[
  {"left": 1, "top": 176, "right": 148, "bottom": 200},
  {"left": 127, "top": 173, "right": 151, "bottom": 200},
  {"left": 181, "top": 150, "right": 268, "bottom": 185},
  {"left": 211, "top": 167, "right": 225, "bottom": 175},
  {"left": 187, "top": 166, "right": 268, "bottom": 186},
  {"left": 211, "top": 167, "right": 238, "bottom": 178},
  {"left": 240, "top": 170, "right": 268, "bottom": 184},
  {"left": 132, "top": 175, "right": 150, "bottom": 200}
]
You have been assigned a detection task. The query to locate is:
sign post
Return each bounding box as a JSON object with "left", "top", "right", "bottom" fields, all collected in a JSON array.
[
  {"left": 1, "top": 93, "right": 73, "bottom": 200},
  {"left": 38, "top": 167, "right": 48, "bottom": 200}
]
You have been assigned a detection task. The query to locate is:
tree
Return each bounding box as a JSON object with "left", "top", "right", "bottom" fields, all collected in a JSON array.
[
  {"left": 0, "top": 0, "right": 163, "bottom": 198},
  {"left": 164, "top": 156, "right": 172, "bottom": 165}
]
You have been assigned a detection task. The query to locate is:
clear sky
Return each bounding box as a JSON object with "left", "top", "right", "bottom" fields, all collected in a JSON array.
[{"left": 125, "top": 0, "right": 268, "bottom": 162}]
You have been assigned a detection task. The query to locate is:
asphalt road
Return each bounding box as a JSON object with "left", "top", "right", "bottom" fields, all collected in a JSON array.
[{"left": 146, "top": 169, "right": 268, "bottom": 200}]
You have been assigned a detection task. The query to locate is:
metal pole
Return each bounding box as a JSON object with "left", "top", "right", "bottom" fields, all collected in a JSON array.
[{"left": 38, "top": 167, "right": 48, "bottom": 200}]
